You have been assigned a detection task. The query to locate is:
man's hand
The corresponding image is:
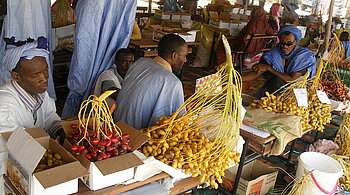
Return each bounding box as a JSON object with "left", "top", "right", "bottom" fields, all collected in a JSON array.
[
  {"left": 55, "top": 129, "right": 66, "bottom": 145},
  {"left": 252, "top": 64, "right": 271, "bottom": 73}
]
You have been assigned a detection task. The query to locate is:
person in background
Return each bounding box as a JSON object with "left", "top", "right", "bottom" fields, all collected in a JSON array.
[
  {"left": 115, "top": 34, "right": 187, "bottom": 129},
  {"left": 237, "top": 7, "right": 276, "bottom": 55},
  {"left": 93, "top": 48, "right": 134, "bottom": 106},
  {"left": 325, "top": 17, "right": 343, "bottom": 38},
  {"left": 269, "top": 3, "right": 284, "bottom": 33},
  {"left": 0, "top": 39, "right": 66, "bottom": 194},
  {"left": 340, "top": 31, "right": 350, "bottom": 60},
  {"left": 163, "top": 0, "right": 181, "bottom": 12},
  {"left": 215, "top": 7, "right": 275, "bottom": 69},
  {"left": 243, "top": 25, "right": 316, "bottom": 98}
]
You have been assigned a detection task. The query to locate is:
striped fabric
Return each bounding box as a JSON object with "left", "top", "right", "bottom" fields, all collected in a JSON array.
[
  {"left": 11, "top": 81, "right": 44, "bottom": 123},
  {"left": 11, "top": 80, "right": 63, "bottom": 137}
]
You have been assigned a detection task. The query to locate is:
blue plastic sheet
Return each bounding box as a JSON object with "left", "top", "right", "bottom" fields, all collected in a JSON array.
[
  {"left": 0, "top": 0, "right": 55, "bottom": 99},
  {"left": 62, "top": 0, "right": 137, "bottom": 118}
]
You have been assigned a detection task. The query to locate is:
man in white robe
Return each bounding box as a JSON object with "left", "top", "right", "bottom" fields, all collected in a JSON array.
[
  {"left": 0, "top": 39, "right": 64, "bottom": 194},
  {"left": 115, "top": 34, "right": 187, "bottom": 129},
  {"left": 93, "top": 48, "right": 134, "bottom": 107}
]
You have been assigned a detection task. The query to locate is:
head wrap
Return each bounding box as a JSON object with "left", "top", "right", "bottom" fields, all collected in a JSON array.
[
  {"left": 2, "top": 37, "right": 49, "bottom": 72},
  {"left": 277, "top": 25, "right": 302, "bottom": 44},
  {"left": 251, "top": 6, "right": 267, "bottom": 22},
  {"left": 270, "top": 3, "right": 282, "bottom": 17}
]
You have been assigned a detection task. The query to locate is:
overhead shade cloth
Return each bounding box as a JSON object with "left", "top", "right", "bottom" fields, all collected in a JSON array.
[{"left": 62, "top": 0, "right": 137, "bottom": 118}]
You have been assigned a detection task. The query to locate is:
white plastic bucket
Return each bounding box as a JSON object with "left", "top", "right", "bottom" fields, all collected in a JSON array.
[{"left": 296, "top": 152, "right": 343, "bottom": 194}]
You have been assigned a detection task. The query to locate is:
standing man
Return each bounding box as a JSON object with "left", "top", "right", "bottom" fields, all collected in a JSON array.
[
  {"left": 93, "top": 48, "right": 134, "bottom": 105},
  {"left": 115, "top": 34, "right": 187, "bottom": 129},
  {"left": 0, "top": 39, "right": 65, "bottom": 194}
]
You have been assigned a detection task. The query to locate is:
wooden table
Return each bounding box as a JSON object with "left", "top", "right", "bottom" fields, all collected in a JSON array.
[
  {"left": 5, "top": 172, "right": 201, "bottom": 195},
  {"left": 129, "top": 39, "right": 200, "bottom": 58},
  {"left": 74, "top": 172, "right": 201, "bottom": 195},
  {"left": 232, "top": 127, "right": 313, "bottom": 194}
]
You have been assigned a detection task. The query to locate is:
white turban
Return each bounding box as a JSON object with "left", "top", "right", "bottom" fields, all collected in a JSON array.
[{"left": 1, "top": 37, "right": 49, "bottom": 83}]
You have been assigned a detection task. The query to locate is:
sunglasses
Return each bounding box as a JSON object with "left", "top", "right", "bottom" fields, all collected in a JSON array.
[{"left": 279, "top": 40, "right": 295, "bottom": 46}]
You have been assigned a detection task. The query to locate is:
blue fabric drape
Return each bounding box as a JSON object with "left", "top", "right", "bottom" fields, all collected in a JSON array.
[
  {"left": 0, "top": 0, "right": 55, "bottom": 99},
  {"left": 62, "top": 0, "right": 136, "bottom": 119}
]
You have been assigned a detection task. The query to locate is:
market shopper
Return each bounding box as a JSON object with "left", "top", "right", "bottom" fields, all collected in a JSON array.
[
  {"left": 115, "top": 34, "right": 187, "bottom": 129},
  {"left": 93, "top": 48, "right": 134, "bottom": 105},
  {"left": 243, "top": 25, "right": 316, "bottom": 98},
  {"left": 269, "top": 3, "right": 284, "bottom": 33},
  {"left": 216, "top": 6, "right": 275, "bottom": 68}
]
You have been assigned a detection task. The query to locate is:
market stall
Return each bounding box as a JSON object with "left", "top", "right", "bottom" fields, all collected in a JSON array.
[{"left": 4, "top": 0, "right": 350, "bottom": 194}]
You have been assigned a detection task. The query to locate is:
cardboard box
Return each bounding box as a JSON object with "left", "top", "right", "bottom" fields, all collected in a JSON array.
[
  {"left": 171, "top": 13, "right": 181, "bottom": 20},
  {"left": 223, "top": 160, "right": 278, "bottom": 195},
  {"left": 240, "top": 14, "right": 250, "bottom": 22},
  {"left": 230, "top": 13, "right": 241, "bottom": 21},
  {"left": 152, "top": 25, "right": 197, "bottom": 42},
  {"left": 4, "top": 127, "right": 88, "bottom": 195},
  {"left": 245, "top": 10, "right": 252, "bottom": 16},
  {"left": 155, "top": 10, "right": 171, "bottom": 20},
  {"left": 61, "top": 120, "right": 149, "bottom": 191},
  {"left": 209, "top": 11, "right": 231, "bottom": 29},
  {"left": 296, "top": 26, "right": 307, "bottom": 38},
  {"left": 236, "top": 0, "right": 244, "bottom": 5},
  {"left": 181, "top": 13, "right": 191, "bottom": 20},
  {"left": 231, "top": 7, "right": 240, "bottom": 14}
]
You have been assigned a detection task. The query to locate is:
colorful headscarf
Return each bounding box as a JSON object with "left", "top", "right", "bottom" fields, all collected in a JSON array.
[
  {"left": 270, "top": 3, "right": 282, "bottom": 31},
  {"left": 270, "top": 3, "right": 282, "bottom": 17}
]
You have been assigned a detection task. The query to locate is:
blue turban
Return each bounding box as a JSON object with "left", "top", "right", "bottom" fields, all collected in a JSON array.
[
  {"left": 1, "top": 37, "right": 49, "bottom": 82},
  {"left": 277, "top": 25, "right": 302, "bottom": 44}
]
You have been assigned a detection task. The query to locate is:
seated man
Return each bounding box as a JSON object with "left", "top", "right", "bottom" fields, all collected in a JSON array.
[
  {"left": 115, "top": 34, "right": 187, "bottom": 129},
  {"left": 0, "top": 39, "right": 65, "bottom": 193},
  {"left": 340, "top": 31, "right": 350, "bottom": 60},
  {"left": 93, "top": 48, "right": 134, "bottom": 105},
  {"left": 243, "top": 25, "right": 316, "bottom": 98}
]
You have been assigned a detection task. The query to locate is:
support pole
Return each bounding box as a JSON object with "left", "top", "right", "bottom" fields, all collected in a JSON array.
[
  {"left": 148, "top": 0, "right": 152, "bottom": 14},
  {"left": 324, "top": 0, "right": 335, "bottom": 53}
]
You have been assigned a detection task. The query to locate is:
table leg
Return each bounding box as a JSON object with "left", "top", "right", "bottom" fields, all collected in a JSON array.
[
  {"left": 286, "top": 139, "right": 296, "bottom": 166},
  {"left": 314, "top": 131, "right": 319, "bottom": 141},
  {"left": 231, "top": 137, "right": 250, "bottom": 195},
  {"left": 209, "top": 31, "right": 218, "bottom": 68}
]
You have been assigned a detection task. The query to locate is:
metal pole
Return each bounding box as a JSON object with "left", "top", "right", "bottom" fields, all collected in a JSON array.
[
  {"left": 148, "top": 0, "right": 152, "bottom": 14},
  {"left": 324, "top": 0, "right": 335, "bottom": 53},
  {"left": 231, "top": 137, "right": 250, "bottom": 195}
]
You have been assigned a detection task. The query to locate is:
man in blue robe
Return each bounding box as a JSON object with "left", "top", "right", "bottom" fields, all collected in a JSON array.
[
  {"left": 243, "top": 25, "right": 316, "bottom": 98},
  {"left": 115, "top": 34, "right": 187, "bottom": 129}
]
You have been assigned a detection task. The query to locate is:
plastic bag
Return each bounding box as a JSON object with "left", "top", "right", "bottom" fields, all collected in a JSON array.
[{"left": 192, "top": 24, "right": 215, "bottom": 67}]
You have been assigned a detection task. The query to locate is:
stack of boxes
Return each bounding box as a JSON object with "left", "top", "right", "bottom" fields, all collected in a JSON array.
[
  {"left": 209, "top": 6, "right": 252, "bottom": 36},
  {"left": 155, "top": 10, "right": 191, "bottom": 21}
]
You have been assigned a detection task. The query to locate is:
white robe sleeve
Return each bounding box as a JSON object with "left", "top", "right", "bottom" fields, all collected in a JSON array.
[
  {"left": 0, "top": 104, "right": 17, "bottom": 176},
  {"left": 43, "top": 93, "right": 62, "bottom": 137},
  {"left": 0, "top": 104, "right": 20, "bottom": 133}
]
